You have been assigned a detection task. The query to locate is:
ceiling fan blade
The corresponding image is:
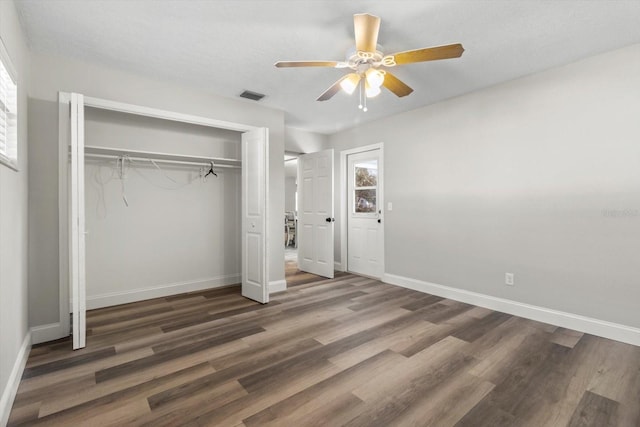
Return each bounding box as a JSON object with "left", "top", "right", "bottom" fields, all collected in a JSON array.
[
  {"left": 354, "top": 13, "right": 381, "bottom": 53},
  {"left": 274, "top": 61, "right": 346, "bottom": 68},
  {"left": 317, "top": 74, "right": 353, "bottom": 101},
  {"left": 389, "top": 43, "right": 464, "bottom": 65},
  {"left": 382, "top": 72, "right": 413, "bottom": 97}
]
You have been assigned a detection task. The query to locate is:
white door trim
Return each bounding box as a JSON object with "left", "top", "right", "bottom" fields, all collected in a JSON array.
[
  {"left": 70, "top": 93, "right": 86, "bottom": 349},
  {"left": 339, "top": 143, "right": 384, "bottom": 276},
  {"left": 83, "top": 96, "right": 257, "bottom": 133}
]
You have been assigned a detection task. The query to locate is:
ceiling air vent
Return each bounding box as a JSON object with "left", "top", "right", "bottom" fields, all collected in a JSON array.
[{"left": 239, "top": 90, "right": 266, "bottom": 101}]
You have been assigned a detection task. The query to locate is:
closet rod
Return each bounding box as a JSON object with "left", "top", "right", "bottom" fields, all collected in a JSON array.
[
  {"left": 84, "top": 145, "right": 241, "bottom": 167},
  {"left": 85, "top": 153, "right": 240, "bottom": 169}
]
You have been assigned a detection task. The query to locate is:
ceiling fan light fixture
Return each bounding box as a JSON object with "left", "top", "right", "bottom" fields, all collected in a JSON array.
[
  {"left": 365, "top": 80, "right": 381, "bottom": 98},
  {"left": 365, "top": 68, "right": 385, "bottom": 89},
  {"left": 340, "top": 73, "right": 361, "bottom": 95}
]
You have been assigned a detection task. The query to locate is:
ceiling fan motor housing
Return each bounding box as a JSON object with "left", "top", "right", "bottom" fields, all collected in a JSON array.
[{"left": 346, "top": 46, "right": 389, "bottom": 70}]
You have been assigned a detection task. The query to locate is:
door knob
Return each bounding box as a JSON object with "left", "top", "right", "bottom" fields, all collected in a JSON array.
[{"left": 377, "top": 219, "right": 381, "bottom": 223}]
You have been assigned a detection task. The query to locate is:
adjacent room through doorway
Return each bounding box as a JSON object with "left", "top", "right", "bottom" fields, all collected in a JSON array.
[{"left": 284, "top": 153, "right": 298, "bottom": 274}]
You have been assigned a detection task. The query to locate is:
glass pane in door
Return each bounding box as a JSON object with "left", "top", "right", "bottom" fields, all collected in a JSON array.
[
  {"left": 355, "top": 163, "right": 377, "bottom": 187},
  {"left": 353, "top": 159, "right": 378, "bottom": 214},
  {"left": 355, "top": 189, "right": 376, "bottom": 213}
]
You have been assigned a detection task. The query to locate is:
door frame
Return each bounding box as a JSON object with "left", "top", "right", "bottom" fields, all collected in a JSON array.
[
  {"left": 339, "top": 143, "right": 384, "bottom": 276},
  {"left": 52, "top": 92, "right": 269, "bottom": 347}
]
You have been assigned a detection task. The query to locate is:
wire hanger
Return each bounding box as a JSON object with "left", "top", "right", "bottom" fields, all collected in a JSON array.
[
  {"left": 118, "top": 156, "right": 129, "bottom": 207},
  {"left": 205, "top": 161, "right": 218, "bottom": 178}
]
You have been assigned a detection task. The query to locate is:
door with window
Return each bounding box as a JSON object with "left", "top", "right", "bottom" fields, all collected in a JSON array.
[{"left": 347, "top": 149, "right": 383, "bottom": 278}]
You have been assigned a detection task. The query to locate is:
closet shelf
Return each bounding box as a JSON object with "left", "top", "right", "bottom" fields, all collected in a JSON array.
[{"left": 84, "top": 145, "right": 241, "bottom": 168}]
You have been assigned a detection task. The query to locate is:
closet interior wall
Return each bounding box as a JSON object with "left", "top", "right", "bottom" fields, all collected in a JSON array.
[{"left": 84, "top": 107, "right": 242, "bottom": 309}]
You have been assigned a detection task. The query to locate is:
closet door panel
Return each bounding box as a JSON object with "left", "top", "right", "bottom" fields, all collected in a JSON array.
[
  {"left": 241, "top": 128, "right": 269, "bottom": 304},
  {"left": 70, "top": 93, "right": 87, "bottom": 350}
]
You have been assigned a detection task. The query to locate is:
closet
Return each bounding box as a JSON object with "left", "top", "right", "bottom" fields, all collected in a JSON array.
[
  {"left": 59, "top": 93, "right": 270, "bottom": 349},
  {"left": 84, "top": 108, "right": 241, "bottom": 309}
]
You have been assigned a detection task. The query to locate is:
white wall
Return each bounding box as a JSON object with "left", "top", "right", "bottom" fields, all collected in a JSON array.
[
  {"left": 284, "top": 176, "right": 296, "bottom": 213},
  {"left": 329, "top": 44, "right": 640, "bottom": 329},
  {"left": 285, "top": 127, "right": 328, "bottom": 153},
  {"left": 0, "top": 1, "right": 30, "bottom": 423},
  {"left": 28, "top": 51, "right": 285, "bottom": 328},
  {"left": 83, "top": 108, "right": 241, "bottom": 308},
  {"left": 284, "top": 153, "right": 298, "bottom": 214}
]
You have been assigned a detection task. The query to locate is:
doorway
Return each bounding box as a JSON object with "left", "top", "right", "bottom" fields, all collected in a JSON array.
[
  {"left": 341, "top": 144, "right": 384, "bottom": 279},
  {"left": 284, "top": 153, "right": 298, "bottom": 274}
]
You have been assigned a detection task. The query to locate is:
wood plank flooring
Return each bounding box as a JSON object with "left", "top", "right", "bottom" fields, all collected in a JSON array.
[{"left": 8, "top": 271, "right": 640, "bottom": 426}]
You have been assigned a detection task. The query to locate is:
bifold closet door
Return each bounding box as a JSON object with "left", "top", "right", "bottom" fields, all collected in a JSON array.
[
  {"left": 241, "top": 127, "right": 269, "bottom": 304},
  {"left": 70, "top": 93, "right": 87, "bottom": 349}
]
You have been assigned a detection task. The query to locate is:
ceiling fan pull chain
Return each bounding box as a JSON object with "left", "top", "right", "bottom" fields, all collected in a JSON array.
[
  {"left": 362, "top": 80, "right": 368, "bottom": 112},
  {"left": 358, "top": 78, "right": 363, "bottom": 110}
]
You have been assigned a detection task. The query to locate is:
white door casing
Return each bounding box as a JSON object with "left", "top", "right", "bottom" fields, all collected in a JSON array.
[
  {"left": 241, "top": 127, "right": 270, "bottom": 303},
  {"left": 347, "top": 148, "right": 384, "bottom": 279},
  {"left": 70, "top": 93, "right": 87, "bottom": 349},
  {"left": 298, "top": 149, "right": 334, "bottom": 278}
]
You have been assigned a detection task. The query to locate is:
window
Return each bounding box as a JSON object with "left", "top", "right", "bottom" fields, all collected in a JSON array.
[
  {"left": 0, "top": 38, "right": 18, "bottom": 171},
  {"left": 353, "top": 160, "right": 378, "bottom": 214}
]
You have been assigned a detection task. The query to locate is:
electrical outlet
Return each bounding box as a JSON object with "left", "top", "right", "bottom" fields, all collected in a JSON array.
[{"left": 505, "top": 273, "right": 515, "bottom": 286}]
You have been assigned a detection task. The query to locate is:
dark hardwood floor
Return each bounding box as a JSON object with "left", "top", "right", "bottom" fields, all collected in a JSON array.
[{"left": 8, "top": 269, "right": 640, "bottom": 426}]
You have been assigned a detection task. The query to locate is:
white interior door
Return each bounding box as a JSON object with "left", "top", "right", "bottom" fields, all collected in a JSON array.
[
  {"left": 298, "top": 149, "right": 334, "bottom": 278},
  {"left": 241, "top": 128, "right": 269, "bottom": 303},
  {"left": 348, "top": 149, "right": 384, "bottom": 279},
  {"left": 70, "top": 93, "right": 86, "bottom": 349}
]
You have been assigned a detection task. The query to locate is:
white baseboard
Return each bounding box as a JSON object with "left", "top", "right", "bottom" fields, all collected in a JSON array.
[
  {"left": 269, "top": 279, "right": 287, "bottom": 294},
  {"left": 334, "top": 261, "right": 343, "bottom": 272},
  {"left": 85, "top": 274, "right": 241, "bottom": 310},
  {"left": 31, "top": 322, "right": 68, "bottom": 345},
  {"left": 383, "top": 273, "right": 640, "bottom": 347},
  {"left": 1, "top": 332, "right": 31, "bottom": 427}
]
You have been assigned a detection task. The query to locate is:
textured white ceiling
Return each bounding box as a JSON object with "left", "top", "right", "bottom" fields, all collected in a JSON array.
[{"left": 15, "top": 0, "right": 640, "bottom": 134}]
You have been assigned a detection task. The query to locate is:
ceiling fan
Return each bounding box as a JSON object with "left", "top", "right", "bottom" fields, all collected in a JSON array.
[{"left": 274, "top": 13, "right": 464, "bottom": 111}]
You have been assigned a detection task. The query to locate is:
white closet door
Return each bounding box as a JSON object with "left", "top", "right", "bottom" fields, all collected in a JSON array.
[
  {"left": 241, "top": 128, "right": 269, "bottom": 303},
  {"left": 70, "top": 93, "right": 86, "bottom": 349}
]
